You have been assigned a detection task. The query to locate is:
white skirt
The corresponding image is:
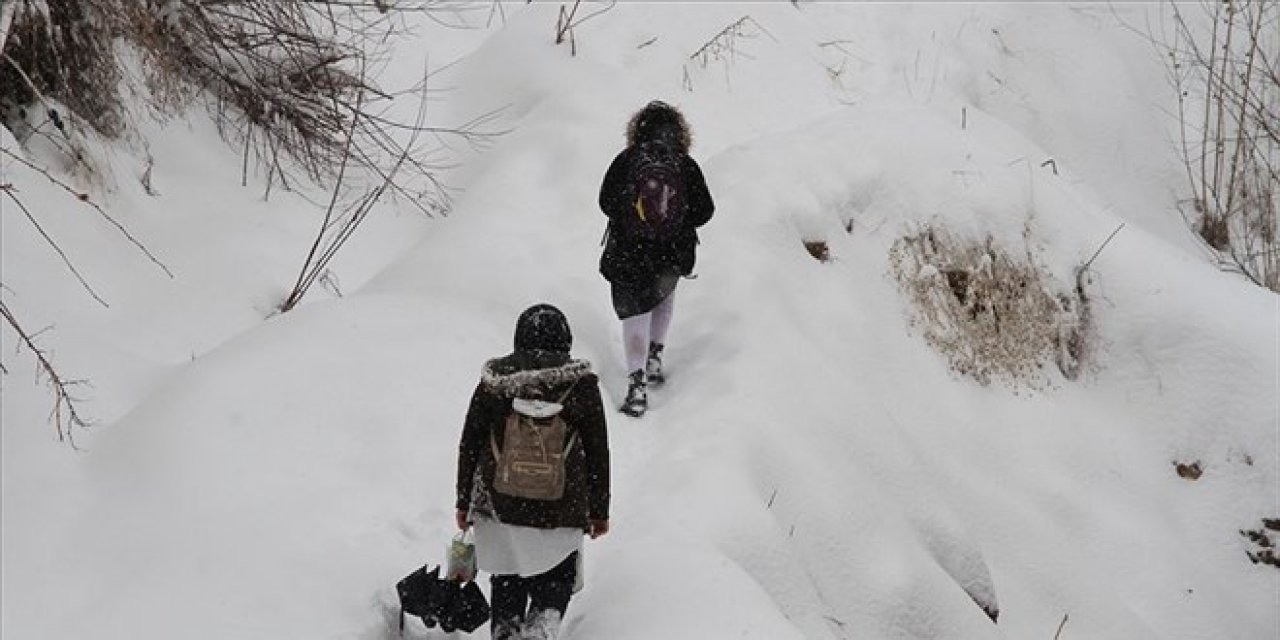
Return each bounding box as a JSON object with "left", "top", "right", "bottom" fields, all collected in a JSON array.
[{"left": 472, "top": 516, "right": 583, "bottom": 578}]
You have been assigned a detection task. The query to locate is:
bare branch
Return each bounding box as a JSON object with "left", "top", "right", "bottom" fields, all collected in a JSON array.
[
  {"left": 1054, "top": 614, "right": 1070, "bottom": 640},
  {"left": 1157, "top": 0, "right": 1278, "bottom": 291},
  {"left": 0, "top": 299, "right": 91, "bottom": 446},
  {"left": 0, "top": 147, "right": 174, "bottom": 279},
  {"left": 1082, "top": 223, "right": 1127, "bottom": 273}
]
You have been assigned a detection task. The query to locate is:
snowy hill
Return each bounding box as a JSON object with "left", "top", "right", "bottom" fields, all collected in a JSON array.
[{"left": 3, "top": 3, "right": 1277, "bottom": 640}]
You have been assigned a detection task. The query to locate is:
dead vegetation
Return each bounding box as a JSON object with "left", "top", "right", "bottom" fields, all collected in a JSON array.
[
  {"left": 1159, "top": 0, "right": 1279, "bottom": 291},
  {"left": 1174, "top": 460, "right": 1204, "bottom": 480},
  {"left": 803, "top": 239, "right": 830, "bottom": 262},
  {"left": 0, "top": 0, "right": 496, "bottom": 442},
  {"left": 1242, "top": 518, "right": 1280, "bottom": 568},
  {"left": 683, "top": 15, "right": 776, "bottom": 92},
  {"left": 889, "top": 226, "right": 1089, "bottom": 389},
  {"left": 553, "top": 0, "right": 616, "bottom": 57}
]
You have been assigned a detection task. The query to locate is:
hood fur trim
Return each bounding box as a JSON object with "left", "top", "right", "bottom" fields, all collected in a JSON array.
[
  {"left": 626, "top": 102, "right": 692, "bottom": 154},
  {"left": 481, "top": 358, "right": 593, "bottom": 398}
]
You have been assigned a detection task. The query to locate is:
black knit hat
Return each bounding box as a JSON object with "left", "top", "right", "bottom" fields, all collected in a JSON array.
[{"left": 513, "top": 304, "right": 572, "bottom": 353}]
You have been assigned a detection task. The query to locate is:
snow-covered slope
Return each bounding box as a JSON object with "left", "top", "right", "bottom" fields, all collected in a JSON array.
[{"left": 3, "top": 3, "right": 1276, "bottom": 640}]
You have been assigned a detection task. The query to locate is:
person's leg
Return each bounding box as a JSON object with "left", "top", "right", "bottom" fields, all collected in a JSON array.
[
  {"left": 648, "top": 288, "right": 677, "bottom": 347},
  {"left": 620, "top": 313, "right": 650, "bottom": 416},
  {"left": 646, "top": 289, "right": 676, "bottom": 383},
  {"left": 621, "top": 312, "right": 650, "bottom": 375},
  {"left": 489, "top": 573, "right": 529, "bottom": 640},
  {"left": 524, "top": 552, "right": 578, "bottom": 639}
]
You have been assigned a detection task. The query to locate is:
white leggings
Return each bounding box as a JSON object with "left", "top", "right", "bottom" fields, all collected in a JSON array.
[{"left": 621, "top": 290, "right": 676, "bottom": 374}]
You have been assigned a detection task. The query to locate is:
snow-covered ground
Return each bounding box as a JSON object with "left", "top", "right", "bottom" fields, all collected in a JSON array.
[{"left": 3, "top": 3, "right": 1277, "bottom": 639}]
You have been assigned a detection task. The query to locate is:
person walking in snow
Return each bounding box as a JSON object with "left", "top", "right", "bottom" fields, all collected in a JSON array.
[
  {"left": 455, "top": 303, "right": 611, "bottom": 640},
  {"left": 598, "top": 100, "right": 715, "bottom": 417}
]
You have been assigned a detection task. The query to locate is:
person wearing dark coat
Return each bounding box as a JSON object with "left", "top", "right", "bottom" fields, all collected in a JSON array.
[
  {"left": 455, "top": 304, "right": 610, "bottom": 640},
  {"left": 598, "top": 100, "right": 715, "bottom": 416}
]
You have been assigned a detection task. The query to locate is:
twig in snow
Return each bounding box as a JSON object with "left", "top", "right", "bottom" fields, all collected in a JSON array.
[
  {"left": 555, "top": 0, "right": 616, "bottom": 56},
  {"left": 0, "top": 300, "right": 90, "bottom": 447},
  {"left": 684, "top": 15, "right": 776, "bottom": 92},
  {"left": 1081, "top": 223, "right": 1126, "bottom": 273},
  {"left": 0, "top": 147, "right": 174, "bottom": 279},
  {"left": 0, "top": 184, "right": 109, "bottom": 307}
]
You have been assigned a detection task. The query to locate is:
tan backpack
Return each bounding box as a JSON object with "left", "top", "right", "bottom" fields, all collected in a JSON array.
[{"left": 490, "top": 389, "right": 577, "bottom": 501}]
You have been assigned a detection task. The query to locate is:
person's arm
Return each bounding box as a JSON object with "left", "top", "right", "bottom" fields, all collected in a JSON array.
[
  {"left": 575, "top": 377, "right": 611, "bottom": 529},
  {"left": 683, "top": 157, "right": 715, "bottom": 228},
  {"left": 598, "top": 149, "right": 633, "bottom": 221},
  {"left": 455, "top": 382, "right": 494, "bottom": 524}
]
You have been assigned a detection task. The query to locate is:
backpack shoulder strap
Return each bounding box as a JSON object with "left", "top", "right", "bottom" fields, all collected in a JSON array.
[
  {"left": 490, "top": 412, "right": 520, "bottom": 462},
  {"left": 555, "top": 379, "right": 580, "bottom": 454},
  {"left": 555, "top": 380, "right": 579, "bottom": 404}
]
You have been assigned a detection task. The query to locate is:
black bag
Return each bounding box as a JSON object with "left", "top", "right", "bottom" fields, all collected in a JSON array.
[
  {"left": 624, "top": 140, "right": 686, "bottom": 241},
  {"left": 396, "top": 564, "right": 491, "bottom": 634},
  {"left": 440, "top": 580, "right": 491, "bottom": 633},
  {"left": 396, "top": 565, "right": 449, "bottom": 631}
]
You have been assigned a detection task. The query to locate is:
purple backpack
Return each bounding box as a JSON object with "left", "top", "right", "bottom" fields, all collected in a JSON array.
[{"left": 627, "top": 141, "right": 686, "bottom": 239}]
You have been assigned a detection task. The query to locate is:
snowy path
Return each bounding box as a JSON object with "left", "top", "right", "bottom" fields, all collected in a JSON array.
[{"left": 2, "top": 3, "right": 1277, "bottom": 640}]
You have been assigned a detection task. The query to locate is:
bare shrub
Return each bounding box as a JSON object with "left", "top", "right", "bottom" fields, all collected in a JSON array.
[
  {"left": 2, "top": 1, "right": 497, "bottom": 210},
  {"left": 0, "top": 0, "right": 124, "bottom": 140},
  {"left": 129, "top": 1, "right": 494, "bottom": 210},
  {"left": 889, "top": 227, "right": 1089, "bottom": 388},
  {"left": 1161, "top": 0, "right": 1279, "bottom": 291},
  {"left": 683, "top": 15, "right": 776, "bottom": 92},
  {"left": 0, "top": 1, "right": 497, "bottom": 439}
]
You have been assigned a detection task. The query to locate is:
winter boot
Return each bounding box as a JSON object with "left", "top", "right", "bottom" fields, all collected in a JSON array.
[
  {"left": 646, "top": 342, "right": 665, "bottom": 385},
  {"left": 491, "top": 619, "right": 521, "bottom": 640},
  {"left": 520, "top": 609, "right": 563, "bottom": 640},
  {"left": 620, "top": 369, "right": 647, "bottom": 417}
]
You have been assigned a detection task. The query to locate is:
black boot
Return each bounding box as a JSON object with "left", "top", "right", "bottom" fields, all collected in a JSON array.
[
  {"left": 646, "top": 342, "right": 665, "bottom": 385},
  {"left": 620, "top": 370, "right": 647, "bottom": 417}
]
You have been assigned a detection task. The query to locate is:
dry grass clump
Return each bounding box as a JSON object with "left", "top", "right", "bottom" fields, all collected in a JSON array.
[
  {"left": 889, "top": 226, "right": 1088, "bottom": 389},
  {"left": 1174, "top": 460, "right": 1204, "bottom": 481}
]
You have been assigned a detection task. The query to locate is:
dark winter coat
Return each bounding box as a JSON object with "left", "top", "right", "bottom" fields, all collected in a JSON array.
[
  {"left": 598, "top": 102, "right": 715, "bottom": 286},
  {"left": 455, "top": 350, "right": 610, "bottom": 530}
]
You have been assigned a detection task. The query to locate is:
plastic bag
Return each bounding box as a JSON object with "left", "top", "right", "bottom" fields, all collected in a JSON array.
[{"left": 445, "top": 529, "right": 476, "bottom": 583}]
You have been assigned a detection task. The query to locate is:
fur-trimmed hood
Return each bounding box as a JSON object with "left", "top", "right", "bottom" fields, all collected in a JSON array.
[
  {"left": 480, "top": 354, "right": 594, "bottom": 399},
  {"left": 626, "top": 100, "right": 691, "bottom": 154}
]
